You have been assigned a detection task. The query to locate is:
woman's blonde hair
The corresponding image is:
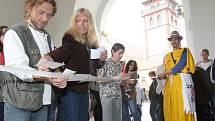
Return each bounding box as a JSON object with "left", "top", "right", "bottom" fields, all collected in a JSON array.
[{"left": 66, "top": 8, "right": 99, "bottom": 48}]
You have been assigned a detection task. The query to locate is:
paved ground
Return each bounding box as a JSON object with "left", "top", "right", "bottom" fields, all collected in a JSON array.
[
  {"left": 141, "top": 102, "right": 151, "bottom": 121},
  {"left": 89, "top": 102, "right": 152, "bottom": 121}
]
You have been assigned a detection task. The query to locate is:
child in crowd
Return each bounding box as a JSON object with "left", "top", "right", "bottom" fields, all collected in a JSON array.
[
  {"left": 98, "top": 43, "right": 125, "bottom": 121},
  {"left": 121, "top": 60, "right": 141, "bottom": 121}
]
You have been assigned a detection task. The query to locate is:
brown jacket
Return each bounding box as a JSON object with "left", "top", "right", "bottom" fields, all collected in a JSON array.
[{"left": 49, "top": 34, "right": 91, "bottom": 93}]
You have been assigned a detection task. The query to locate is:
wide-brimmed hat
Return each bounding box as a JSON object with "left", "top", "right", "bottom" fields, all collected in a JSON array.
[{"left": 168, "top": 31, "right": 183, "bottom": 41}]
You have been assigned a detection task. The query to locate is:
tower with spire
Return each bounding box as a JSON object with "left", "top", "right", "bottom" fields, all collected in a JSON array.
[{"left": 142, "top": 0, "right": 182, "bottom": 65}]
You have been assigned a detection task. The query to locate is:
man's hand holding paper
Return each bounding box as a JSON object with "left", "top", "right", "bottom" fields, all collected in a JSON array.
[
  {"left": 33, "top": 65, "right": 68, "bottom": 88},
  {"left": 48, "top": 77, "right": 68, "bottom": 89}
]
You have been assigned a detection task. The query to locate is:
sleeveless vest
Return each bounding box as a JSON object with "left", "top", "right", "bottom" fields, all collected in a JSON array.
[{"left": 2, "top": 23, "right": 52, "bottom": 111}]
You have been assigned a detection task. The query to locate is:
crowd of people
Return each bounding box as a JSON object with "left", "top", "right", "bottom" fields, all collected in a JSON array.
[{"left": 1, "top": 0, "right": 215, "bottom": 121}]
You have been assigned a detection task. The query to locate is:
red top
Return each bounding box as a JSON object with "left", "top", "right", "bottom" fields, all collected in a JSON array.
[{"left": 0, "top": 52, "right": 4, "bottom": 65}]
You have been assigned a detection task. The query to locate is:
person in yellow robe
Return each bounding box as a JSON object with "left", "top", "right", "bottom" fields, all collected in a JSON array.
[{"left": 158, "top": 31, "right": 196, "bottom": 121}]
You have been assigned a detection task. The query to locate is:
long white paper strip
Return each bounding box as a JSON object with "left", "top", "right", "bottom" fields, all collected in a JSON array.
[
  {"left": 0, "top": 65, "right": 68, "bottom": 79},
  {"left": 0, "top": 65, "right": 116, "bottom": 83}
]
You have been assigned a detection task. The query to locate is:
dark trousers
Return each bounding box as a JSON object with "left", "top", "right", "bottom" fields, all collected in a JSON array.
[
  {"left": 137, "top": 104, "right": 142, "bottom": 117},
  {"left": 150, "top": 99, "right": 160, "bottom": 121},
  {"left": 208, "top": 90, "right": 215, "bottom": 120},
  {"left": 196, "top": 103, "right": 213, "bottom": 121},
  {"left": 159, "top": 95, "right": 165, "bottom": 121},
  {"left": 47, "top": 101, "right": 57, "bottom": 121},
  {"left": 0, "top": 102, "right": 3, "bottom": 121},
  {"left": 209, "top": 91, "right": 215, "bottom": 113},
  {"left": 90, "top": 90, "right": 102, "bottom": 121}
]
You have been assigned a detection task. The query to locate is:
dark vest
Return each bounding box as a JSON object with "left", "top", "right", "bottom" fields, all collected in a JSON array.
[
  {"left": 2, "top": 23, "right": 52, "bottom": 111},
  {"left": 149, "top": 79, "right": 159, "bottom": 101}
]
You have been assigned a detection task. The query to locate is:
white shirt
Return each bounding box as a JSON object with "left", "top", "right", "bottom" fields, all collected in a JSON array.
[
  {"left": 196, "top": 60, "right": 213, "bottom": 71},
  {"left": 155, "top": 65, "right": 166, "bottom": 95},
  {"left": 3, "top": 25, "right": 54, "bottom": 105},
  {"left": 136, "top": 82, "right": 145, "bottom": 105}
]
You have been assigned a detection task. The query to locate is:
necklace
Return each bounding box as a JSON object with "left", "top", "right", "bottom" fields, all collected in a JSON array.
[{"left": 27, "top": 22, "right": 44, "bottom": 33}]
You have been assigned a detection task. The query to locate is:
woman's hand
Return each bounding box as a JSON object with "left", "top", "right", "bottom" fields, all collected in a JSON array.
[
  {"left": 99, "top": 50, "right": 108, "bottom": 61},
  {"left": 37, "top": 55, "right": 54, "bottom": 70}
]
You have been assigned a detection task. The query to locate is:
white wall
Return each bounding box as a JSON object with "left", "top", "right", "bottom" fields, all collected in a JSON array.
[
  {"left": 46, "top": 0, "right": 76, "bottom": 46},
  {"left": 0, "top": 0, "right": 24, "bottom": 26},
  {"left": 0, "top": 0, "right": 76, "bottom": 47},
  {"left": 189, "top": 0, "right": 215, "bottom": 61},
  {"left": 73, "top": 0, "right": 105, "bottom": 25},
  {"left": 182, "top": 0, "right": 195, "bottom": 56}
]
